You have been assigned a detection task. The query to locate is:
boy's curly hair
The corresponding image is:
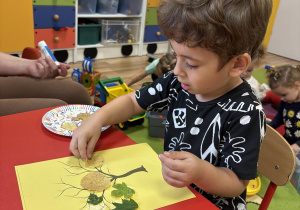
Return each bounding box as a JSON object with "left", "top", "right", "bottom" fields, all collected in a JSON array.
[{"left": 157, "top": 0, "right": 272, "bottom": 67}]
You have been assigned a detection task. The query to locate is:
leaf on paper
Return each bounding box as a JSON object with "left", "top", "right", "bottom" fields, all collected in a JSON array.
[
  {"left": 87, "top": 194, "right": 103, "bottom": 205},
  {"left": 112, "top": 199, "right": 138, "bottom": 210},
  {"left": 111, "top": 182, "right": 135, "bottom": 199}
]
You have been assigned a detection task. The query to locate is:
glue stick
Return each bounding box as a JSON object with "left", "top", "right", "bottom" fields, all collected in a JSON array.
[{"left": 38, "top": 40, "right": 60, "bottom": 66}]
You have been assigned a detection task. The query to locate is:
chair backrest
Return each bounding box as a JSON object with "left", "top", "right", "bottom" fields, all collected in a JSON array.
[
  {"left": 22, "top": 47, "right": 41, "bottom": 60},
  {"left": 257, "top": 124, "right": 296, "bottom": 210},
  {"left": 258, "top": 124, "right": 296, "bottom": 185}
]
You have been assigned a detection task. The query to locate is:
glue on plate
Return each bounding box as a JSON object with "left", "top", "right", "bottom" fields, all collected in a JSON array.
[{"left": 38, "top": 40, "right": 60, "bottom": 66}]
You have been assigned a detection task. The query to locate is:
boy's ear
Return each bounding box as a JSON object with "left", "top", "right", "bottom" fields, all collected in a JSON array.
[{"left": 229, "top": 53, "right": 251, "bottom": 77}]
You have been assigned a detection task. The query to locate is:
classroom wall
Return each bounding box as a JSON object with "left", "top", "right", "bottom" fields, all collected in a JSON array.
[
  {"left": 267, "top": 0, "right": 300, "bottom": 61},
  {"left": 262, "top": 0, "right": 280, "bottom": 47},
  {"left": 0, "top": 0, "right": 35, "bottom": 53}
]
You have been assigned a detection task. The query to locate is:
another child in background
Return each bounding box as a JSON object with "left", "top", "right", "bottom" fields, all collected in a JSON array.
[
  {"left": 125, "top": 53, "right": 176, "bottom": 87},
  {"left": 70, "top": 0, "right": 272, "bottom": 209},
  {"left": 240, "top": 45, "right": 281, "bottom": 106},
  {"left": 266, "top": 65, "right": 300, "bottom": 152}
]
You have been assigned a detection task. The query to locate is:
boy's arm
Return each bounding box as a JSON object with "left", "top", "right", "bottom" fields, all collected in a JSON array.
[
  {"left": 70, "top": 92, "right": 145, "bottom": 159},
  {"left": 159, "top": 151, "right": 249, "bottom": 197}
]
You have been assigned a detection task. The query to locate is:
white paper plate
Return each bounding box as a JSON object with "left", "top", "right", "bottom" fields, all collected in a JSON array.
[{"left": 42, "top": 105, "right": 110, "bottom": 137}]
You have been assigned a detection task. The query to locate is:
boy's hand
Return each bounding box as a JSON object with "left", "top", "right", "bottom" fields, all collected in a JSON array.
[
  {"left": 69, "top": 116, "right": 103, "bottom": 160},
  {"left": 27, "top": 57, "right": 70, "bottom": 79},
  {"left": 158, "top": 151, "right": 202, "bottom": 188}
]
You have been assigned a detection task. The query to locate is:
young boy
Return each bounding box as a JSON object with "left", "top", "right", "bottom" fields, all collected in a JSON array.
[{"left": 70, "top": 0, "right": 272, "bottom": 209}]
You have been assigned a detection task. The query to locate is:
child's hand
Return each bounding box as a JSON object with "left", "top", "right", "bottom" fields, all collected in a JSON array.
[
  {"left": 158, "top": 151, "right": 202, "bottom": 188},
  {"left": 292, "top": 144, "right": 300, "bottom": 154},
  {"left": 69, "top": 115, "right": 103, "bottom": 160},
  {"left": 26, "top": 57, "right": 70, "bottom": 79}
]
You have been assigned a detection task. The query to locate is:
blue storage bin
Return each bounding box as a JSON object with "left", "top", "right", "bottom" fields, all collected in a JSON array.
[
  {"left": 78, "top": 0, "right": 97, "bottom": 14},
  {"left": 144, "top": 26, "right": 168, "bottom": 42},
  {"left": 96, "top": 0, "right": 119, "bottom": 14},
  {"left": 118, "top": 0, "right": 143, "bottom": 15},
  {"left": 33, "top": 6, "right": 75, "bottom": 29}
]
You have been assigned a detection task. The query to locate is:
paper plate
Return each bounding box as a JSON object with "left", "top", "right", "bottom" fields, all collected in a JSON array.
[{"left": 42, "top": 105, "right": 110, "bottom": 137}]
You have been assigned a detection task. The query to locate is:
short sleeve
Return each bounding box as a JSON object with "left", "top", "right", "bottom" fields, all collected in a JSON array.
[
  {"left": 145, "top": 59, "right": 160, "bottom": 75},
  {"left": 135, "top": 71, "right": 176, "bottom": 110}
]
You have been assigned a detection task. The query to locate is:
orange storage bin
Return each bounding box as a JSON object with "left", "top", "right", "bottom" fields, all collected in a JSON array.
[
  {"left": 34, "top": 28, "right": 75, "bottom": 49},
  {"left": 147, "top": 0, "right": 160, "bottom": 7}
]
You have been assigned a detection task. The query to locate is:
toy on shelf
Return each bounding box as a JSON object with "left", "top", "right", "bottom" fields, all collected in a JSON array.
[
  {"left": 115, "top": 26, "right": 136, "bottom": 43},
  {"left": 94, "top": 77, "right": 146, "bottom": 130},
  {"left": 102, "top": 20, "right": 139, "bottom": 45},
  {"left": 71, "top": 57, "right": 101, "bottom": 95}
]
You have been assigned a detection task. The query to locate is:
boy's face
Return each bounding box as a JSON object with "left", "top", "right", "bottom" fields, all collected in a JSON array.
[{"left": 171, "top": 40, "right": 242, "bottom": 101}]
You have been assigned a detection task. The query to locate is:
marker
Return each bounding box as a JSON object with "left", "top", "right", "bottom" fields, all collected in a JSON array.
[{"left": 38, "top": 40, "right": 60, "bottom": 66}]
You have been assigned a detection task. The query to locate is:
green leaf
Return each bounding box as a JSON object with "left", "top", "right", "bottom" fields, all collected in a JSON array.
[
  {"left": 111, "top": 182, "right": 135, "bottom": 198},
  {"left": 113, "top": 199, "right": 138, "bottom": 210},
  {"left": 87, "top": 194, "right": 103, "bottom": 205}
]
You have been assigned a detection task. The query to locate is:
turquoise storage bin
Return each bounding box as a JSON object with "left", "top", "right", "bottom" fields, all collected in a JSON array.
[
  {"left": 78, "top": 23, "right": 101, "bottom": 45},
  {"left": 78, "top": 0, "right": 97, "bottom": 14},
  {"left": 118, "top": 0, "right": 143, "bottom": 15},
  {"left": 96, "top": 0, "right": 119, "bottom": 14}
]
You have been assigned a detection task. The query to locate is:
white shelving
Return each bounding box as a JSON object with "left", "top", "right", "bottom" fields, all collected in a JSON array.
[
  {"left": 74, "top": 0, "right": 147, "bottom": 62},
  {"left": 77, "top": 14, "right": 142, "bottom": 18}
]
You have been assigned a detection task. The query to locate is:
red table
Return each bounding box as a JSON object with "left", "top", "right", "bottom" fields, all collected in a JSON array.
[{"left": 0, "top": 107, "right": 218, "bottom": 210}]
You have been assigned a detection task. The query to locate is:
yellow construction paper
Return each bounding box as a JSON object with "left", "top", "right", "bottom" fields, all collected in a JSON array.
[{"left": 15, "top": 143, "right": 195, "bottom": 210}]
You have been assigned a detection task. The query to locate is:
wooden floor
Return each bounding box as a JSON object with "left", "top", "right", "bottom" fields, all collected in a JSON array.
[{"left": 68, "top": 52, "right": 300, "bottom": 94}]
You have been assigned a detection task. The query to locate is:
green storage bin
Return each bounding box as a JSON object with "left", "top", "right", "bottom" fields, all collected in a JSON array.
[
  {"left": 78, "top": 23, "right": 101, "bottom": 45},
  {"left": 33, "top": 0, "right": 75, "bottom": 6},
  {"left": 146, "top": 8, "right": 158, "bottom": 25}
]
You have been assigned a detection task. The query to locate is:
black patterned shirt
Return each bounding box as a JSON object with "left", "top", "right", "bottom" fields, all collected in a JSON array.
[{"left": 135, "top": 71, "right": 266, "bottom": 210}]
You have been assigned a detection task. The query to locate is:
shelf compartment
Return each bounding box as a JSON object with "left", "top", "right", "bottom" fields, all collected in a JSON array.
[{"left": 101, "top": 20, "right": 140, "bottom": 45}]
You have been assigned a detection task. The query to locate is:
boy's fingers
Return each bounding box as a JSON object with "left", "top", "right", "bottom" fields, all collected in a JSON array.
[
  {"left": 161, "top": 161, "right": 187, "bottom": 187},
  {"left": 159, "top": 153, "right": 180, "bottom": 171},
  {"left": 77, "top": 137, "right": 89, "bottom": 160},
  {"left": 164, "top": 151, "right": 189, "bottom": 160},
  {"left": 69, "top": 137, "right": 80, "bottom": 157},
  {"left": 86, "top": 136, "right": 99, "bottom": 159},
  {"left": 162, "top": 171, "right": 186, "bottom": 188},
  {"left": 159, "top": 152, "right": 189, "bottom": 172}
]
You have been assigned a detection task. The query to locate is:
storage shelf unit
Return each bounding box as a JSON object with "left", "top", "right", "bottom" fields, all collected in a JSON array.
[
  {"left": 74, "top": 0, "right": 148, "bottom": 62},
  {"left": 1, "top": 0, "right": 169, "bottom": 62}
]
